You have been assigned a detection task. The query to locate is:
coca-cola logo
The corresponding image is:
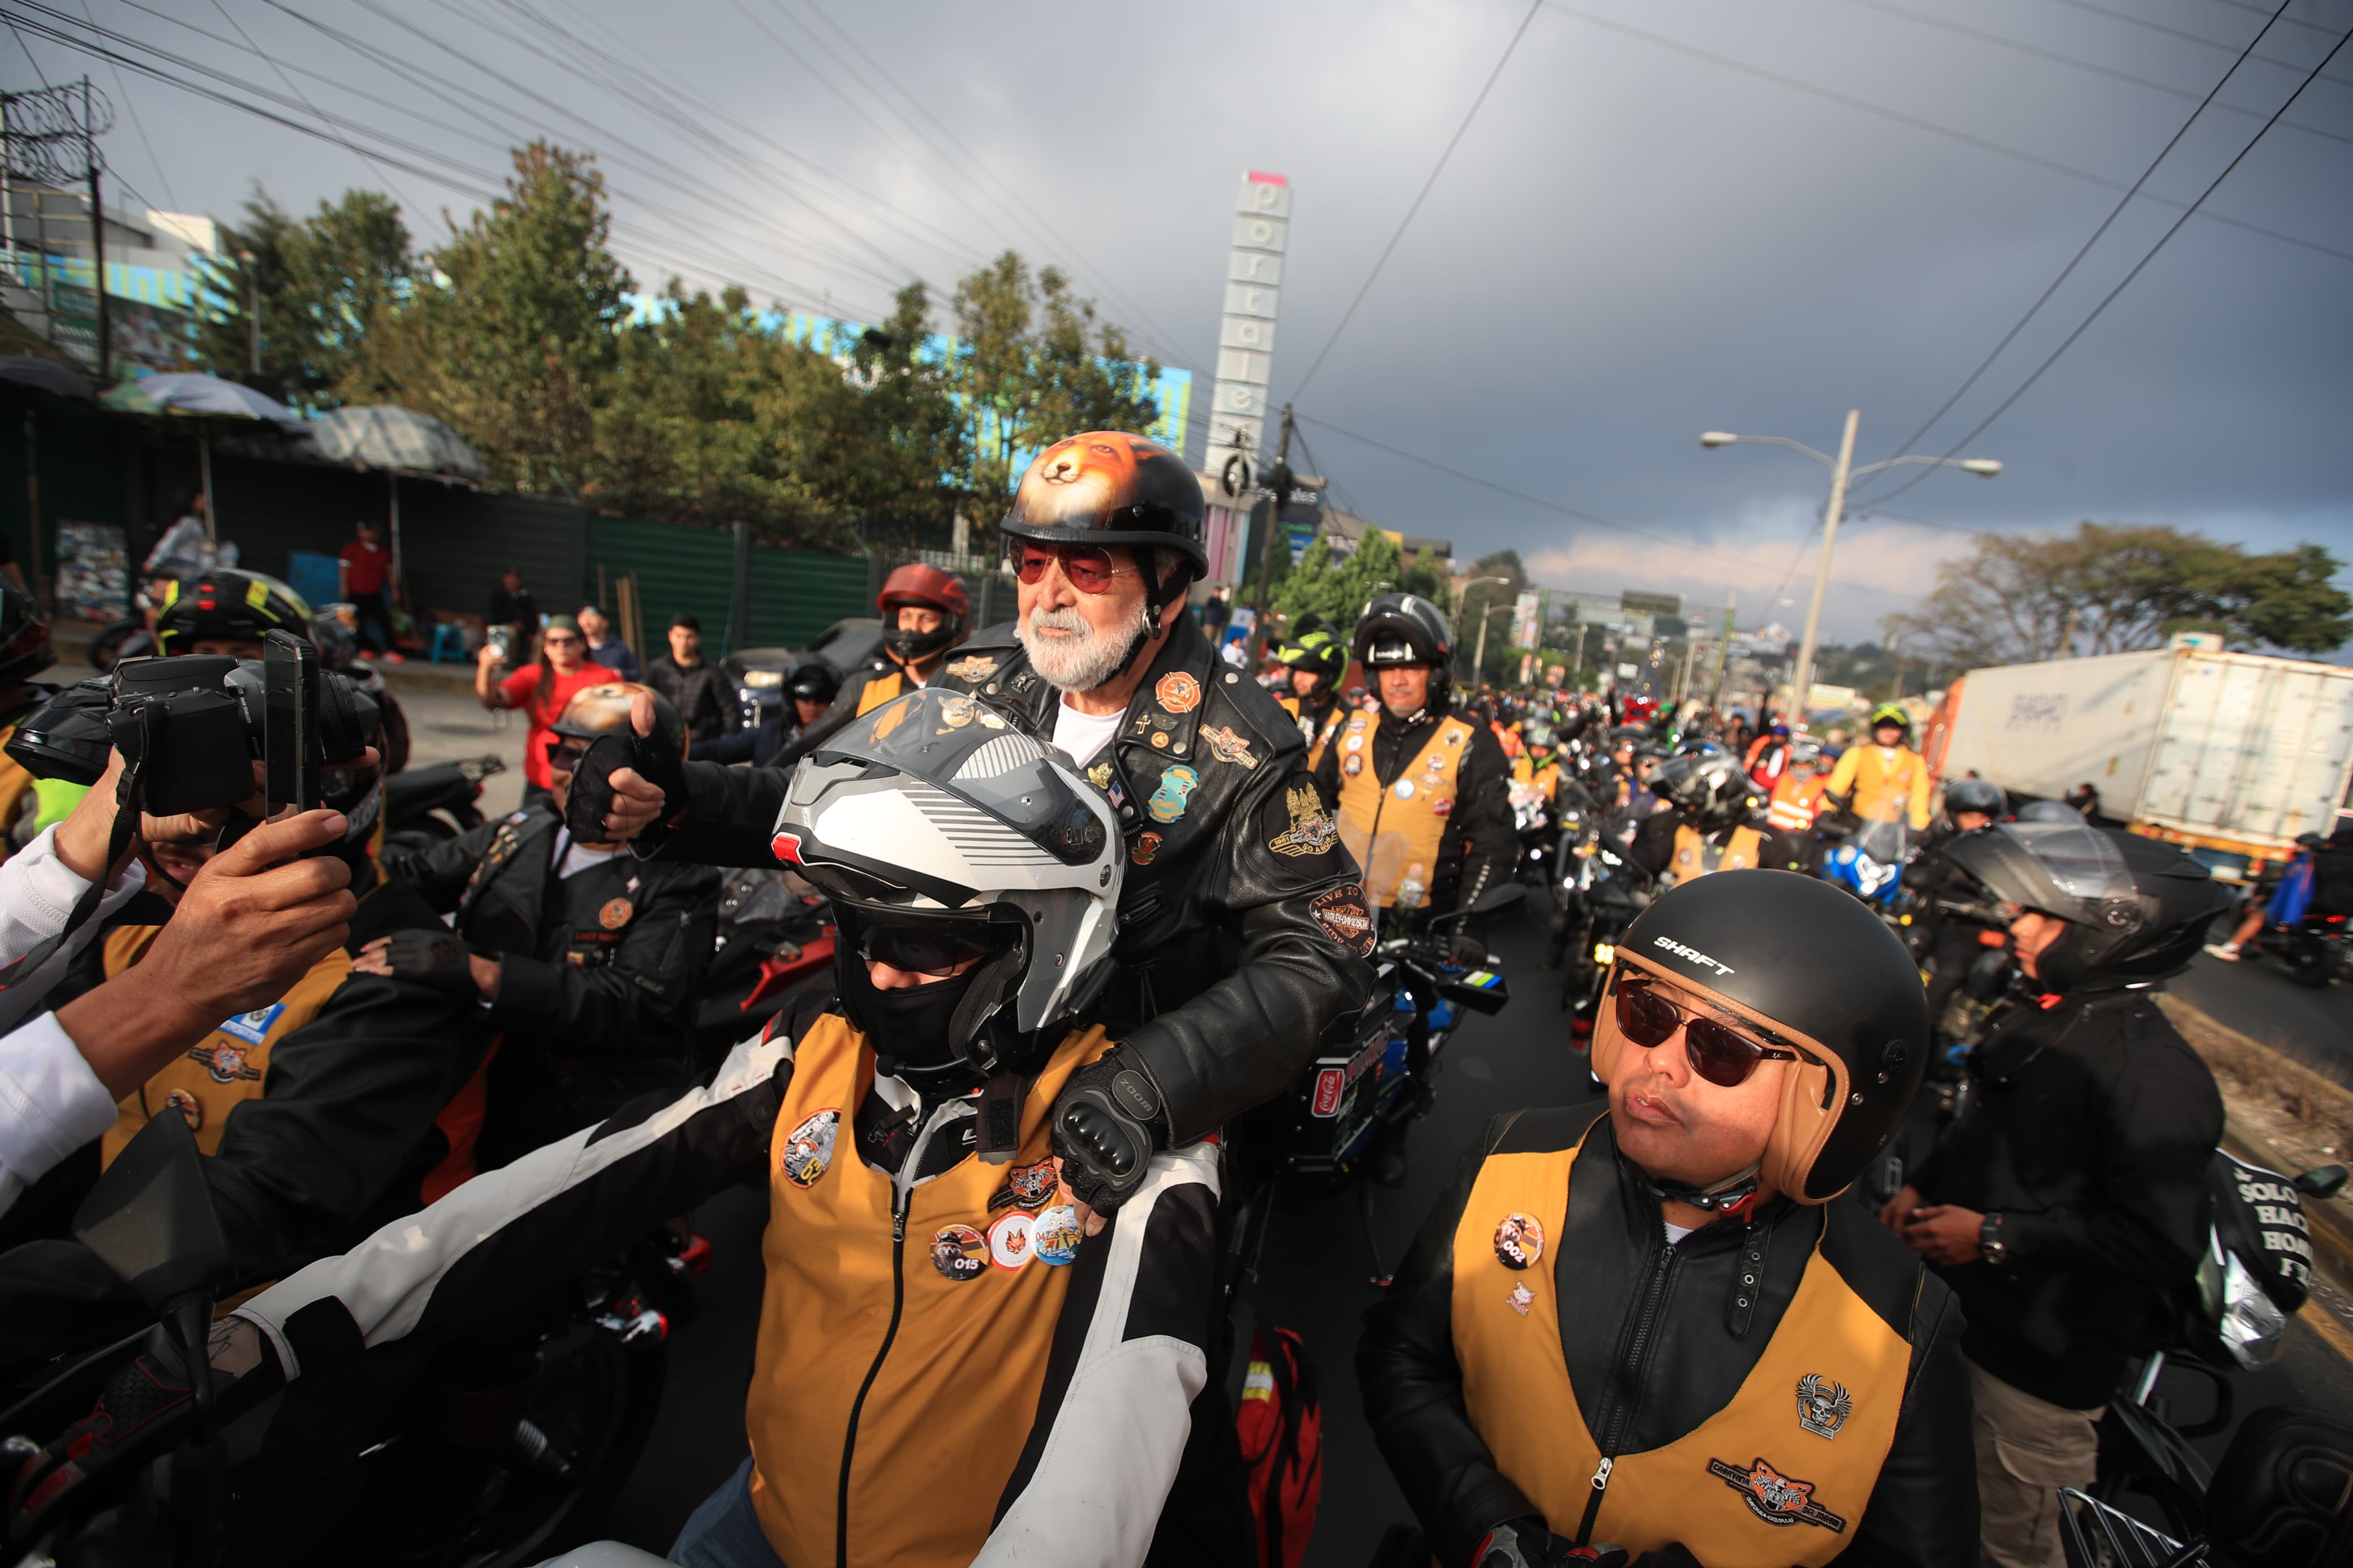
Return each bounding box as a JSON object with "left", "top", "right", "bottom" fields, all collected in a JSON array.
[{"left": 1310, "top": 1067, "right": 1345, "bottom": 1117}]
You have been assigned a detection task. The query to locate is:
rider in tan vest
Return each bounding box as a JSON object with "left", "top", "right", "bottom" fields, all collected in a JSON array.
[
  {"left": 1361, "top": 871, "right": 1973, "bottom": 1568},
  {"left": 1317, "top": 593, "right": 1514, "bottom": 924},
  {"left": 1273, "top": 621, "right": 1349, "bottom": 771},
  {"left": 1624, "top": 751, "right": 1778, "bottom": 887}
]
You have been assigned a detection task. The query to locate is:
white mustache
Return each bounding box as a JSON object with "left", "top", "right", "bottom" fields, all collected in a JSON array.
[{"left": 1027, "top": 606, "right": 1093, "bottom": 638}]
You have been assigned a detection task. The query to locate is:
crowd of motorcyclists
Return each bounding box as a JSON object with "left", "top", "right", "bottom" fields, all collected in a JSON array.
[{"left": 0, "top": 426, "right": 2347, "bottom": 1568}]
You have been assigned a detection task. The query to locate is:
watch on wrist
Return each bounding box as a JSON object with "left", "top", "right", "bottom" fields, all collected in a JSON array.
[{"left": 1979, "top": 1211, "right": 2007, "bottom": 1265}]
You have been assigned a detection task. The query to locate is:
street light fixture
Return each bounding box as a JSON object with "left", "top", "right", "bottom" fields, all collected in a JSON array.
[
  {"left": 1454, "top": 574, "right": 1514, "bottom": 684},
  {"left": 1701, "top": 412, "right": 1999, "bottom": 729}
]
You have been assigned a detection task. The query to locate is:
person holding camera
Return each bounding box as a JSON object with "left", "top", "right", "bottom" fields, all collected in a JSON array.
[
  {"left": 373, "top": 681, "right": 720, "bottom": 1173},
  {"left": 477, "top": 612, "right": 618, "bottom": 807},
  {"left": 0, "top": 659, "right": 505, "bottom": 1361}
]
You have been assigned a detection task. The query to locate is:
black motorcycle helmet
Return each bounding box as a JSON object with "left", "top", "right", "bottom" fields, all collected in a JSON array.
[
  {"left": 1943, "top": 777, "right": 2006, "bottom": 821},
  {"left": 1942, "top": 821, "right": 2228, "bottom": 993},
  {"left": 1351, "top": 593, "right": 1455, "bottom": 715},
  {"left": 1649, "top": 751, "right": 1756, "bottom": 833},
  {"left": 786, "top": 661, "right": 841, "bottom": 709},
  {"left": 156, "top": 571, "right": 311, "bottom": 656},
  {"left": 0, "top": 577, "right": 54, "bottom": 692},
  {"left": 2012, "top": 798, "right": 2082, "bottom": 824},
  {"left": 1595, "top": 870, "right": 1929, "bottom": 1204}
]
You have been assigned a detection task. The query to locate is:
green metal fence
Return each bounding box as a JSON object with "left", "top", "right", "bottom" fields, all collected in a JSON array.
[{"left": 587, "top": 516, "right": 871, "bottom": 656}]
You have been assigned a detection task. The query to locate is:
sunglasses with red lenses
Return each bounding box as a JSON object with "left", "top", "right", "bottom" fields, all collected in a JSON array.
[
  {"left": 1009, "top": 543, "right": 1134, "bottom": 595},
  {"left": 1611, "top": 971, "right": 1803, "bottom": 1088}
]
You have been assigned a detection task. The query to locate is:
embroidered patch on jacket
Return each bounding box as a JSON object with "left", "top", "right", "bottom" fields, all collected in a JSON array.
[
  {"left": 1268, "top": 783, "right": 1339, "bottom": 858},
  {"left": 598, "top": 897, "right": 635, "bottom": 930},
  {"left": 989, "top": 1157, "right": 1059, "bottom": 1212},
  {"left": 1309, "top": 884, "right": 1376, "bottom": 957},
  {"left": 216, "top": 1003, "right": 287, "bottom": 1047},
  {"left": 1705, "top": 1458, "right": 1847, "bottom": 1532},
  {"left": 189, "top": 1038, "right": 264, "bottom": 1085}
]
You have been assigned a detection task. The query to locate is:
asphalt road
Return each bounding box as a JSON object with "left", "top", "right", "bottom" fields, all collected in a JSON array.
[
  {"left": 2170, "top": 948, "right": 2353, "bottom": 1088},
  {"left": 586, "top": 896, "right": 2353, "bottom": 1564}
]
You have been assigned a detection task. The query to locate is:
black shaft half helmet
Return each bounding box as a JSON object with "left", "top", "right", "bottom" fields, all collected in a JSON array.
[
  {"left": 1595, "top": 869, "right": 1929, "bottom": 1203},
  {"left": 771, "top": 687, "right": 1122, "bottom": 1077}
]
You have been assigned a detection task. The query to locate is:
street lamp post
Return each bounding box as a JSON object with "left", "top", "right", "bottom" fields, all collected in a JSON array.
[
  {"left": 1700, "top": 414, "right": 1999, "bottom": 729},
  {"left": 1454, "top": 574, "right": 1512, "bottom": 685}
]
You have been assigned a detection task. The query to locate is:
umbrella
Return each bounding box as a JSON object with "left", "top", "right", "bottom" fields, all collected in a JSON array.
[
  {"left": 307, "top": 404, "right": 487, "bottom": 482},
  {"left": 0, "top": 355, "right": 94, "bottom": 400},
  {"left": 101, "top": 372, "right": 307, "bottom": 430}
]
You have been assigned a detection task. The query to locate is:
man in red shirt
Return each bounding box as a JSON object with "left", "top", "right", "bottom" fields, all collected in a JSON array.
[
  {"left": 338, "top": 520, "right": 394, "bottom": 655},
  {"left": 476, "top": 614, "right": 615, "bottom": 805}
]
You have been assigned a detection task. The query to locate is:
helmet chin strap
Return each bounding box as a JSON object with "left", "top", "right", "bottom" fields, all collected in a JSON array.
[{"left": 1099, "top": 564, "right": 1192, "bottom": 686}]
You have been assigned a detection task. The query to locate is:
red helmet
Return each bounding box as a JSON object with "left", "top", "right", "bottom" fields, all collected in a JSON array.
[
  {"left": 877, "top": 563, "right": 969, "bottom": 664},
  {"left": 877, "top": 562, "right": 969, "bottom": 621}
]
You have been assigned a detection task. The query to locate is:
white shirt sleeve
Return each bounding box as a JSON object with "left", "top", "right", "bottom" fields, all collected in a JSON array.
[
  {"left": 0, "top": 1010, "right": 118, "bottom": 1215},
  {"left": 0, "top": 824, "right": 149, "bottom": 1034}
]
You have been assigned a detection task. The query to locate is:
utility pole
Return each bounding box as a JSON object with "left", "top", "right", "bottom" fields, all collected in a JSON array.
[
  {"left": 240, "top": 249, "right": 260, "bottom": 376},
  {"left": 1786, "top": 408, "right": 1858, "bottom": 729},
  {"left": 1247, "top": 403, "right": 1296, "bottom": 665},
  {"left": 1709, "top": 588, "right": 1737, "bottom": 706},
  {"left": 83, "top": 79, "right": 105, "bottom": 386}
]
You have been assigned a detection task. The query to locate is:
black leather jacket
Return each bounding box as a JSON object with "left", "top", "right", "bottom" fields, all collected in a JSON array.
[
  {"left": 635, "top": 609, "right": 1376, "bottom": 1143},
  {"left": 1361, "top": 1109, "right": 1976, "bottom": 1568},
  {"left": 388, "top": 806, "right": 721, "bottom": 1168}
]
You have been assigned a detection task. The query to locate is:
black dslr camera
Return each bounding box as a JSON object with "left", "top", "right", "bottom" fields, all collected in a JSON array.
[{"left": 6, "top": 630, "right": 377, "bottom": 815}]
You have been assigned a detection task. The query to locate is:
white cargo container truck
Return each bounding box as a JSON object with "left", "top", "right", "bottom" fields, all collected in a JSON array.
[{"left": 1927, "top": 639, "right": 2353, "bottom": 878}]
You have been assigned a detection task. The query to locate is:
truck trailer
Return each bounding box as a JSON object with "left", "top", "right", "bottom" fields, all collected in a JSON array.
[{"left": 1925, "top": 638, "right": 2353, "bottom": 880}]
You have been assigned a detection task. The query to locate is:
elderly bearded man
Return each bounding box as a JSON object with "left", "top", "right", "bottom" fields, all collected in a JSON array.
[{"left": 567, "top": 430, "right": 1377, "bottom": 1561}]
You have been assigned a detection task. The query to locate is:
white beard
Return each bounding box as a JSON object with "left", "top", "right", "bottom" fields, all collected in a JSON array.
[{"left": 1019, "top": 601, "right": 1150, "bottom": 692}]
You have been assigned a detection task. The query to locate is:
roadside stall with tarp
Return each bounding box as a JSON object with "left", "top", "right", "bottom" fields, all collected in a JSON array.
[
  {"left": 304, "top": 404, "right": 488, "bottom": 627},
  {"left": 99, "top": 373, "right": 306, "bottom": 560}
]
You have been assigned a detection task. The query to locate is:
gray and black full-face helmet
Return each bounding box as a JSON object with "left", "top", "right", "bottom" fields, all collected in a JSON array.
[
  {"left": 1943, "top": 820, "right": 2229, "bottom": 993},
  {"left": 770, "top": 687, "right": 1121, "bottom": 1083}
]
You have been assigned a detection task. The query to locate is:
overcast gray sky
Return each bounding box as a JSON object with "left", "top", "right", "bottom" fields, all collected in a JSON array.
[{"left": 15, "top": 0, "right": 2350, "bottom": 644}]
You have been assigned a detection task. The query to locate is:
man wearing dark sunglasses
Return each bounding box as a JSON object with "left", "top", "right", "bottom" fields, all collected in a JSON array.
[
  {"left": 567, "top": 430, "right": 1372, "bottom": 1563},
  {"left": 1363, "top": 870, "right": 1974, "bottom": 1568},
  {"left": 374, "top": 681, "right": 721, "bottom": 1174}
]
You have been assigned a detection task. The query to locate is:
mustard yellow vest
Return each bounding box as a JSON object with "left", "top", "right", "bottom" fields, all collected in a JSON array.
[
  {"left": 0, "top": 723, "right": 39, "bottom": 848},
  {"left": 1453, "top": 1123, "right": 1911, "bottom": 1563},
  {"left": 1669, "top": 823, "right": 1762, "bottom": 884},
  {"left": 100, "top": 926, "right": 351, "bottom": 1163},
  {"left": 746, "top": 1015, "right": 1111, "bottom": 1567},
  {"left": 1278, "top": 696, "right": 1347, "bottom": 772},
  {"left": 855, "top": 669, "right": 906, "bottom": 717},
  {"left": 1512, "top": 754, "right": 1561, "bottom": 804},
  {"left": 1335, "top": 710, "right": 1475, "bottom": 910}
]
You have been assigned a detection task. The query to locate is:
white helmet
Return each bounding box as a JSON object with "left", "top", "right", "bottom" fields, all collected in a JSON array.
[{"left": 771, "top": 688, "right": 1121, "bottom": 1081}]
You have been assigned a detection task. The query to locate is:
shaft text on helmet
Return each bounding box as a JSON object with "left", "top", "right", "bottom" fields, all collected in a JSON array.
[{"left": 1653, "top": 935, "right": 1735, "bottom": 977}]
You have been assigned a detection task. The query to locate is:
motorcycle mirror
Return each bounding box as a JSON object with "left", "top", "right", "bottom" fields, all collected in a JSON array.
[
  {"left": 2295, "top": 1164, "right": 2349, "bottom": 1201},
  {"left": 71, "top": 1108, "right": 231, "bottom": 1311}
]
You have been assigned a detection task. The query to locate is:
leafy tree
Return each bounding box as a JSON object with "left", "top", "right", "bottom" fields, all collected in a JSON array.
[
  {"left": 353, "top": 144, "right": 631, "bottom": 496},
  {"left": 945, "top": 251, "right": 1160, "bottom": 516},
  {"left": 588, "top": 280, "right": 960, "bottom": 548},
  {"left": 195, "top": 189, "right": 412, "bottom": 411},
  {"left": 1273, "top": 525, "right": 1407, "bottom": 628},
  {"left": 1884, "top": 522, "right": 2350, "bottom": 667},
  {"left": 1457, "top": 548, "right": 1528, "bottom": 683}
]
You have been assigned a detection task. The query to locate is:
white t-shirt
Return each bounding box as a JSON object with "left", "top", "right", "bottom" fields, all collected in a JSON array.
[
  {"left": 1050, "top": 699, "right": 1123, "bottom": 767},
  {"left": 550, "top": 826, "right": 620, "bottom": 880},
  {"left": 1664, "top": 1221, "right": 1698, "bottom": 1246}
]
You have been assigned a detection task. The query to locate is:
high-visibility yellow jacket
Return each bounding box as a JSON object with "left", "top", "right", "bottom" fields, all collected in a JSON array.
[{"left": 1825, "top": 745, "right": 1930, "bottom": 831}]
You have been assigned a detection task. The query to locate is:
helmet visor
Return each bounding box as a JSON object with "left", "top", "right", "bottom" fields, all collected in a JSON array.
[{"left": 1987, "top": 820, "right": 2142, "bottom": 930}]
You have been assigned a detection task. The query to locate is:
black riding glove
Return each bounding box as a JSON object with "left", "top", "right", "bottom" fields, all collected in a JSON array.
[
  {"left": 370, "top": 929, "right": 481, "bottom": 1001},
  {"left": 1472, "top": 1519, "right": 1628, "bottom": 1568},
  {"left": 566, "top": 709, "right": 688, "bottom": 849},
  {"left": 1050, "top": 1048, "right": 1169, "bottom": 1215}
]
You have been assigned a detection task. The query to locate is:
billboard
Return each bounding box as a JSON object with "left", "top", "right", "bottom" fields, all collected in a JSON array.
[
  {"left": 1510, "top": 590, "right": 1541, "bottom": 650},
  {"left": 1204, "top": 171, "right": 1289, "bottom": 471},
  {"left": 1621, "top": 590, "right": 1683, "bottom": 618}
]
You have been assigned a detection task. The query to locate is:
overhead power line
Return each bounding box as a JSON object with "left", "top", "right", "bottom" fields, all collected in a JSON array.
[
  {"left": 1862, "top": 17, "right": 2352, "bottom": 508},
  {"left": 1291, "top": 0, "right": 1542, "bottom": 401},
  {"left": 1830, "top": 0, "right": 2353, "bottom": 149},
  {"left": 1538, "top": 1, "right": 2353, "bottom": 267},
  {"left": 1291, "top": 410, "right": 1928, "bottom": 602},
  {"left": 2039, "top": 0, "right": 2353, "bottom": 78},
  {"left": 1857, "top": 0, "right": 2296, "bottom": 485}
]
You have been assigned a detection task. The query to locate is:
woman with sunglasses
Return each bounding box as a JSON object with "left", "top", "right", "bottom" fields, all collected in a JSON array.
[
  {"left": 208, "top": 690, "right": 1219, "bottom": 1568},
  {"left": 1362, "top": 869, "right": 1975, "bottom": 1568},
  {"left": 373, "top": 681, "right": 721, "bottom": 1173},
  {"left": 476, "top": 612, "right": 617, "bottom": 807}
]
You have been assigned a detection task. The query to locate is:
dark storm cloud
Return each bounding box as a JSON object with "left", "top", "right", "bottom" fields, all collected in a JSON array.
[{"left": 37, "top": 0, "right": 2350, "bottom": 642}]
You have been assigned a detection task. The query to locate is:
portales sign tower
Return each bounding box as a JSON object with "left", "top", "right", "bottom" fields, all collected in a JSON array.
[{"left": 1205, "top": 171, "right": 1289, "bottom": 487}]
